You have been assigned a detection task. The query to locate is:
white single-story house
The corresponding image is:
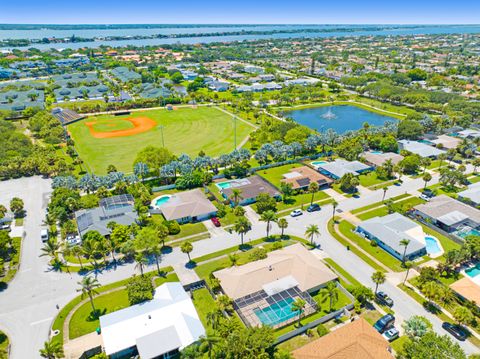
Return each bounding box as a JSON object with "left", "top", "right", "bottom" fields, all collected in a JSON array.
[
  {"left": 156, "top": 188, "right": 218, "bottom": 224},
  {"left": 356, "top": 213, "right": 427, "bottom": 261},
  {"left": 398, "top": 140, "right": 445, "bottom": 158},
  {"left": 314, "top": 159, "right": 372, "bottom": 180},
  {"left": 457, "top": 182, "right": 480, "bottom": 207},
  {"left": 100, "top": 282, "right": 205, "bottom": 359}
]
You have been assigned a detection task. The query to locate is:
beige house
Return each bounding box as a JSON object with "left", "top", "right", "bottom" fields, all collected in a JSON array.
[
  {"left": 292, "top": 318, "right": 393, "bottom": 359},
  {"left": 281, "top": 166, "right": 333, "bottom": 190},
  {"left": 158, "top": 189, "right": 217, "bottom": 224},
  {"left": 362, "top": 152, "right": 404, "bottom": 167},
  {"left": 450, "top": 277, "right": 480, "bottom": 308}
]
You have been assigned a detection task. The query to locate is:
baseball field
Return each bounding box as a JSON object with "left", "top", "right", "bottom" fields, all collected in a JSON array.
[{"left": 67, "top": 106, "right": 254, "bottom": 174}]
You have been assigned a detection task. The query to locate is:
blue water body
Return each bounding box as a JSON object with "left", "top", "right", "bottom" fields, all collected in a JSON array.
[
  {"left": 254, "top": 297, "right": 296, "bottom": 326},
  {"left": 370, "top": 151, "right": 383, "bottom": 155},
  {"left": 286, "top": 105, "right": 397, "bottom": 134},
  {"left": 456, "top": 228, "right": 480, "bottom": 239},
  {"left": 311, "top": 160, "right": 327, "bottom": 166},
  {"left": 216, "top": 181, "right": 233, "bottom": 190},
  {"left": 154, "top": 195, "right": 171, "bottom": 207},
  {"left": 3, "top": 24, "right": 480, "bottom": 50},
  {"left": 425, "top": 236, "right": 441, "bottom": 255},
  {"left": 466, "top": 263, "right": 480, "bottom": 278}
]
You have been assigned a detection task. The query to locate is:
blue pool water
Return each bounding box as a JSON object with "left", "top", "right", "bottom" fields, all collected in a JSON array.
[
  {"left": 255, "top": 297, "right": 297, "bottom": 326},
  {"left": 370, "top": 151, "right": 383, "bottom": 155},
  {"left": 466, "top": 263, "right": 480, "bottom": 278},
  {"left": 216, "top": 181, "right": 233, "bottom": 190},
  {"left": 286, "top": 105, "right": 398, "bottom": 134},
  {"left": 311, "top": 160, "right": 327, "bottom": 166},
  {"left": 154, "top": 196, "right": 171, "bottom": 207},
  {"left": 425, "top": 236, "right": 441, "bottom": 255},
  {"left": 456, "top": 228, "right": 480, "bottom": 239}
]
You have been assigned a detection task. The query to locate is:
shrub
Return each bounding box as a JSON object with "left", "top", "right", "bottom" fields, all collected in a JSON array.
[
  {"left": 126, "top": 275, "right": 154, "bottom": 305},
  {"left": 316, "top": 324, "right": 329, "bottom": 337},
  {"left": 164, "top": 220, "right": 181, "bottom": 235},
  {"left": 272, "top": 242, "right": 283, "bottom": 250},
  {"left": 249, "top": 248, "right": 267, "bottom": 261}
]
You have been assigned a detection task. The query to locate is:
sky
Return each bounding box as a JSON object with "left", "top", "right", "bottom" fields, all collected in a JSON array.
[{"left": 2, "top": 0, "right": 480, "bottom": 24}]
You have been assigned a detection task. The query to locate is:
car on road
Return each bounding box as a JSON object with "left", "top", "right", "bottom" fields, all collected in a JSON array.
[
  {"left": 422, "top": 189, "right": 435, "bottom": 198},
  {"left": 211, "top": 217, "right": 221, "bottom": 227},
  {"left": 382, "top": 327, "right": 399, "bottom": 342},
  {"left": 420, "top": 193, "right": 431, "bottom": 201},
  {"left": 375, "top": 291, "right": 394, "bottom": 307},
  {"left": 40, "top": 228, "right": 49, "bottom": 242},
  {"left": 442, "top": 322, "right": 467, "bottom": 341},
  {"left": 373, "top": 314, "right": 395, "bottom": 333},
  {"left": 290, "top": 209, "right": 303, "bottom": 217},
  {"left": 307, "top": 203, "right": 321, "bottom": 212}
]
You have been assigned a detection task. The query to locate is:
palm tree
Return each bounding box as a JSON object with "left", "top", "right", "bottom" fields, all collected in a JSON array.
[
  {"left": 331, "top": 200, "right": 338, "bottom": 221},
  {"left": 77, "top": 276, "right": 100, "bottom": 315},
  {"left": 438, "top": 153, "right": 447, "bottom": 169},
  {"left": 39, "top": 340, "right": 64, "bottom": 359},
  {"left": 229, "top": 189, "right": 243, "bottom": 207},
  {"left": 233, "top": 217, "right": 251, "bottom": 246},
  {"left": 322, "top": 281, "right": 339, "bottom": 311},
  {"left": 291, "top": 298, "right": 306, "bottom": 327},
  {"left": 69, "top": 244, "right": 85, "bottom": 269},
  {"left": 228, "top": 253, "right": 239, "bottom": 267},
  {"left": 382, "top": 187, "right": 388, "bottom": 201},
  {"left": 134, "top": 252, "right": 149, "bottom": 276},
  {"left": 423, "top": 281, "right": 441, "bottom": 305},
  {"left": 308, "top": 182, "right": 319, "bottom": 205},
  {"left": 400, "top": 239, "right": 411, "bottom": 265},
  {"left": 260, "top": 210, "right": 277, "bottom": 238},
  {"left": 199, "top": 335, "right": 221, "bottom": 359},
  {"left": 423, "top": 172, "right": 432, "bottom": 189},
  {"left": 277, "top": 218, "right": 288, "bottom": 238},
  {"left": 206, "top": 310, "right": 221, "bottom": 331},
  {"left": 40, "top": 240, "right": 61, "bottom": 261},
  {"left": 403, "top": 261, "right": 413, "bottom": 285},
  {"left": 371, "top": 271, "right": 386, "bottom": 294},
  {"left": 181, "top": 241, "right": 193, "bottom": 262},
  {"left": 305, "top": 224, "right": 320, "bottom": 246}
]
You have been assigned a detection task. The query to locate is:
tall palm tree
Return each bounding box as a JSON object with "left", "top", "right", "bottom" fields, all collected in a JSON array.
[
  {"left": 400, "top": 239, "right": 411, "bottom": 265},
  {"left": 308, "top": 182, "right": 319, "bottom": 205},
  {"left": 206, "top": 309, "right": 222, "bottom": 331},
  {"left": 423, "top": 281, "right": 440, "bottom": 305},
  {"left": 134, "top": 252, "right": 149, "bottom": 276},
  {"left": 233, "top": 217, "right": 251, "bottom": 246},
  {"left": 181, "top": 241, "right": 193, "bottom": 262},
  {"left": 229, "top": 189, "right": 243, "bottom": 207},
  {"left": 371, "top": 271, "right": 386, "bottom": 294},
  {"left": 422, "top": 172, "right": 432, "bottom": 189},
  {"left": 39, "top": 340, "right": 64, "bottom": 359},
  {"left": 322, "top": 281, "right": 339, "bottom": 311},
  {"left": 260, "top": 210, "right": 277, "bottom": 238},
  {"left": 69, "top": 245, "right": 85, "bottom": 269},
  {"left": 305, "top": 224, "right": 320, "bottom": 245},
  {"left": 277, "top": 218, "right": 288, "bottom": 238},
  {"left": 403, "top": 261, "right": 413, "bottom": 285},
  {"left": 291, "top": 298, "right": 306, "bottom": 327},
  {"left": 331, "top": 200, "right": 338, "bottom": 221},
  {"left": 77, "top": 276, "right": 101, "bottom": 314}
]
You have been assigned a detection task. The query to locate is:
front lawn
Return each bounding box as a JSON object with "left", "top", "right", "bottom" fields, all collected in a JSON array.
[
  {"left": 150, "top": 215, "right": 208, "bottom": 240},
  {"left": 337, "top": 221, "right": 404, "bottom": 272},
  {"left": 277, "top": 191, "right": 331, "bottom": 212},
  {"left": 192, "top": 288, "right": 218, "bottom": 333},
  {"left": 256, "top": 163, "right": 302, "bottom": 188},
  {"left": 358, "top": 172, "right": 390, "bottom": 187}
]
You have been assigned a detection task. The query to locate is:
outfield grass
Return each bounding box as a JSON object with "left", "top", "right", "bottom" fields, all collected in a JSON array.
[{"left": 68, "top": 107, "right": 254, "bottom": 174}]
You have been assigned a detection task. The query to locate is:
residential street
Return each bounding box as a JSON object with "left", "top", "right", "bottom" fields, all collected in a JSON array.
[{"left": 0, "top": 171, "right": 478, "bottom": 358}]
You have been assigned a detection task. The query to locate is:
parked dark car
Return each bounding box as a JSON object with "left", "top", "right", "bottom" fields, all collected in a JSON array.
[
  {"left": 442, "top": 322, "right": 467, "bottom": 341},
  {"left": 307, "top": 203, "right": 321, "bottom": 212},
  {"left": 422, "top": 188, "right": 435, "bottom": 198},
  {"left": 373, "top": 314, "right": 395, "bottom": 333},
  {"left": 211, "top": 217, "right": 221, "bottom": 227},
  {"left": 375, "top": 291, "right": 394, "bottom": 307}
]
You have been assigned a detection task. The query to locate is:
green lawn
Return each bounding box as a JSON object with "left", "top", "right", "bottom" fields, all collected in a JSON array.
[
  {"left": 150, "top": 215, "right": 208, "bottom": 240},
  {"left": 68, "top": 107, "right": 254, "bottom": 174},
  {"left": 417, "top": 222, "right": 461, "bottom": 255},
  {"left": 358, "top": 172, "right": 390, "bottom": 187},
  {"left": 356, "top": 197, "right": 425, "bottom": 221},
  {"left": 323, "top": 258, "right": 361, "bottom": 287},
  {"left": 337, "top": 221, "right": 404, "bottom": 272},
  {"left": 69, "top": 289, "right": 130, "bottom": 339},
  {"left": 0, "top": 331, "right": 8, "bottom": 357},
  {"left": 256, "top": 163, "right": 303, "bottom": 188},
  {"left": 277, "top": 191, "right": 331, "bottom": 212},
  {"left": 351, "top": 194, "right": 410, "bottom": 214},
  {"left": 191, "top": 288, "right": 218, "bottom": 333}
]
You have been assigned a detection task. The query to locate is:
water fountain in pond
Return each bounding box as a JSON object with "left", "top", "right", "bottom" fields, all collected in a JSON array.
[{"left": 321, "top": 108, "right": 336, "bottom": 120}]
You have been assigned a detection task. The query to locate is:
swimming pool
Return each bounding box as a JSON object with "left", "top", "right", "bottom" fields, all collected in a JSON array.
[
  {"left": 254, "top": 297, "right": 297, "bottom": 326},
  {"left": 311, "top": 160, "right": 327, "bottom": 166},
  {"left": 370, "top": 151, "right": 383, "bottom": 155},
  {"left": 456, "top": 228, "right": 480, "bottom": 239},
  {"left": 153, "top": 195, "right": 171, "bottom": 207},
  {"left": 216, "top": 181, "right": 233, "bottom": 190},
  {"left": 425, "top": 236, "right": 442, "bottom": 255},
  {"left": 466, "top": 263, "right": 480, "bottom": 278}
]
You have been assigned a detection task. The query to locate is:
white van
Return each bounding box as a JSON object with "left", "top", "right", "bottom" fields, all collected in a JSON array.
[{"left": 40, "top": 229, "right": 49, "bottom": 242}]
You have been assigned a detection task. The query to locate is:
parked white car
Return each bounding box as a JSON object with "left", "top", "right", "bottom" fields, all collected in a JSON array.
[{"left": 290, "top": 209, "right": 303, "bottom": 217}]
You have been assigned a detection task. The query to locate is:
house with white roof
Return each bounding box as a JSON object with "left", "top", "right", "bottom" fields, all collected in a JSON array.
[
  {"left": 398, "top": 140, "right": 445, "bottom": 158},
  {"left": 356, "top": 213, "right": 427, "bottom": 261},
  {"left": 313, "top": 159, "right": 372, "bottom": 180},
  {"left": 457, "top": 182, "right": 480, "bottom": 207},
  {"left": 100, "top": 282, "right": 205, "bottom": 359}
]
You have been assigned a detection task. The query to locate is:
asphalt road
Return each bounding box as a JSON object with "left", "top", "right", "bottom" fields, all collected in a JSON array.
[{"left": 0, "top": 170, "right": 478, "bottom": 357}]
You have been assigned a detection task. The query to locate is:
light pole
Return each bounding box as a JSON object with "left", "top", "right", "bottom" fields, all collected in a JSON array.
[{"left": 157, "top": 125, "right": 165, "bottom": 148}]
